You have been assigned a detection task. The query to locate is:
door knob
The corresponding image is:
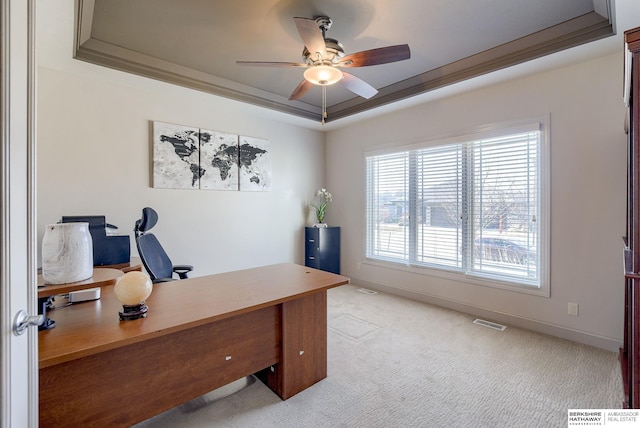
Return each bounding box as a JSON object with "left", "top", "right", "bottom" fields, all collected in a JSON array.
[{"left": 13, "top": 309, "right": 44, "bottom": 336}]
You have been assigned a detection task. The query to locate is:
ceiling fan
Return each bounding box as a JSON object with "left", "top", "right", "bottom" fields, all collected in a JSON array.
[{"left": 237, "top": 16, "right": 411, "bottom": 124}]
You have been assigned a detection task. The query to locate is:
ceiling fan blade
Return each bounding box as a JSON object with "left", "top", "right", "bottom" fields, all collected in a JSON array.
[
  {"left": 236, "top": 61, "right": 306, "bottom": 68},
  {"left": 289, "top": 79, "right": 313, "bottom": 101},
  {"left": 294, "top": 17, "right": 326, "bottom": 60},
  {"left": 339, "top": 44, "right": 411, "bottom": 67},
  {"left": 341, "top": 72, "right": 377, "bottom": 99}
]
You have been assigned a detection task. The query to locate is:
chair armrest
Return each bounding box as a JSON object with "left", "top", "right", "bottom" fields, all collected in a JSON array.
[
  {"left": 152, "top": 277, "right": 175, "bottom": 284},
  {"left": 173, "top": 265, "right": 193, "bottom": 279}
]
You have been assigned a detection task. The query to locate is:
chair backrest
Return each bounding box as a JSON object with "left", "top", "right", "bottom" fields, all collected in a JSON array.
[
  {"left": 136, "top": 233, "right": 174, "bottom": 281},
  {"left": 134, "top": 207, "right": 158, "bottom": 238}
]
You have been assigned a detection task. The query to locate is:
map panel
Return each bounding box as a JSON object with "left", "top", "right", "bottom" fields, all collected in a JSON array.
[
  {"left": 200, "top": 129, "right": 239, "bottom": 190},
  {"left": 239, "top": 136, "right": 271, "bottom": 192},
  {"left": 153, "top": 121, "right": 201, "bottom": 189}
]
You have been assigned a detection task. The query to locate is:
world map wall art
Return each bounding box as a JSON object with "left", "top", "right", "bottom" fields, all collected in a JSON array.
[{"left": 152, "top": 121, "right": 271, "bottom": 191}]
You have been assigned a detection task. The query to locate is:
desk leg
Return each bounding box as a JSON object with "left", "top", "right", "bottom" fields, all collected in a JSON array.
[{"left": 258, "top": 291, "right": 327, "bottom": 399}]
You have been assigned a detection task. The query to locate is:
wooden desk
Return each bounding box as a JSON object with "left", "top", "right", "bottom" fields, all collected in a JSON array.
[
  {"left": 37, "top": 268, "right": 123, "bottom": 298},
  {"left": 39, "top": 263, "right": 349, "bottom": 427},
  {"left": 36, "top": 257, "right": 142, "bottom": 298}
]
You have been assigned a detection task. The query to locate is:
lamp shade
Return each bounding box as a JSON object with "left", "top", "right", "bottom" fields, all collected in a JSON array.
[
  {"left": 114, "top": 271, "right": 152, "bottom": 305},
  {"left": 304, "top": 65, "right": 343, "bottom": 86}
]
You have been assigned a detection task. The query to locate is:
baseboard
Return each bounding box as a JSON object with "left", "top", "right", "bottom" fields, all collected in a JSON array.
[{"left": 350, "top": 279, "right": 622, "bottom": 353}]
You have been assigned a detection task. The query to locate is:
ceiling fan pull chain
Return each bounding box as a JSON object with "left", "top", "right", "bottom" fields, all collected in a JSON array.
[{"left": 322, "top": 85, "right": 327, "bottom": 125}]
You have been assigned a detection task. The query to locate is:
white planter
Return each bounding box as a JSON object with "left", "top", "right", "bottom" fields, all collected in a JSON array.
[{"left": 42, "top": 222, "right": 93, "bottom": 284}]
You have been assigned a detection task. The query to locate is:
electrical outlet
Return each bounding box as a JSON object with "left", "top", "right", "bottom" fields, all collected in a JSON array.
[{"left": 568, "top": 302, "right": 579, "bottom": 316}]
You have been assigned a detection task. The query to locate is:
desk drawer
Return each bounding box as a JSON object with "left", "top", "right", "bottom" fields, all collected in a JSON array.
[{"left": 198, "top": 308, "right": 281, "bottom": 381}]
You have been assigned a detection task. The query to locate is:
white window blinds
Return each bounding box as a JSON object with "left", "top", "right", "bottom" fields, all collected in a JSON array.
[
  {"left": 366, "top": 122, "right": 543, "bottom": 288},
  {"left": 366, "top": 151, "right": 410, "bottom": 262}
]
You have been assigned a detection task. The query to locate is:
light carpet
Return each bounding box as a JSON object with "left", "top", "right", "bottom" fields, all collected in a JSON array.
[{"left": 134, "top": 284, "right": 623, "bottom": 428}]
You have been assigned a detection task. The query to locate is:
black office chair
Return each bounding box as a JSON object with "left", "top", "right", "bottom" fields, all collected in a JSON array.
[{"left": 134, "top": 207, "right": 193, "bottom": 283}]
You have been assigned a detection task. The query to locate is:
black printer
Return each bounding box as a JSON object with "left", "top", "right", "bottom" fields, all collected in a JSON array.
[{"left": 61, "top": 215, "right": 131, "bottom": 266}]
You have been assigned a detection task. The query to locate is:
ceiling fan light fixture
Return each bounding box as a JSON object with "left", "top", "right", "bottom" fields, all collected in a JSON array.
[{"left": 304, "top": 65, "right": 343, "bottom": 86}]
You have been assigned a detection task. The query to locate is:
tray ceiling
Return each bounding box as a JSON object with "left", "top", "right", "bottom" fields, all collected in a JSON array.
[{"left": 74, "top": 0, "right": 614, "bottom": 123}]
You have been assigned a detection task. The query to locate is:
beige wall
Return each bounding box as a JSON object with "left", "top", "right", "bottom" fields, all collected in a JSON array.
[
  {"left": 36, "top": 0, "right": 327, "bottom": 277},
  {"left": 37, "top": 66, "right": 325, "bottom": 276},
  {"left": 326, "top": 52, "right": 627, "bottom": 351}
]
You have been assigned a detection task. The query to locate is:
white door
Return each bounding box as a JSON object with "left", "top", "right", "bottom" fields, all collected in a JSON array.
[{"left": 1, "top": 0, "right": 39, "bottom": 426}]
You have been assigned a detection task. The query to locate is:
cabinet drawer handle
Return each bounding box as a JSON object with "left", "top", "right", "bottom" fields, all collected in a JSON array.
[
  {"left": 225, "top": 355, "right": 232, "bottom": 361},
  {"left": 308, "top": 256, "right": 315, "bottom": 260}
]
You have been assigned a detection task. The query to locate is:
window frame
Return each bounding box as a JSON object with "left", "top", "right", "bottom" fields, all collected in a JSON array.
[{"left": 363, "top": 118, "right": 550, "bottom": 297}]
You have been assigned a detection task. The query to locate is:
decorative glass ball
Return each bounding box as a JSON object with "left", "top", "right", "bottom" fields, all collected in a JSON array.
[{"left": 114, "top": 271, "right": 152, "bottom": 305}]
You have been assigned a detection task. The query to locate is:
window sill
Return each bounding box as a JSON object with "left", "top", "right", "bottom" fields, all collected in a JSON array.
[{"left": 362, "top": 257, "right": 550, "bottom": 298}]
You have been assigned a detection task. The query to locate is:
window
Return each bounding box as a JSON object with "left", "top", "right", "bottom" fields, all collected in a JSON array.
[{"left": 365, "top": 121, "right": 547, "bottom": 291}]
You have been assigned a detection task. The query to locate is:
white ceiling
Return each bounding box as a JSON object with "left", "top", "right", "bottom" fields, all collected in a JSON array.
[{"left": 72, "top": 0, "right": 618, "bottom": 124}]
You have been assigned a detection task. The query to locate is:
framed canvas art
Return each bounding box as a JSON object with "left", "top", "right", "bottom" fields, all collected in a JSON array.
[
  {"left": 151, "top": 121, "right": 271, "bottom": 191},
  {"left": 199, "top": 129, "right": 239, "bottom": 190},
  {"left": 239, "top": 136, "right": 271, "bottom": 191},
  {"left": 153, "top": 121, "right": 201, "bottom": 189}
]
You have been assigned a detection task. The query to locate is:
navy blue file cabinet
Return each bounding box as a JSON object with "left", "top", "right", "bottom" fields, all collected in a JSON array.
[{"left": 304, "top": 227, "right": 340, "bottom": 274}]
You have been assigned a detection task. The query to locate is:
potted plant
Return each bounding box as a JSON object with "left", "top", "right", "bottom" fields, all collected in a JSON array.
[{"left": 310, "top": 188, "right": 332, "bottom": 227}]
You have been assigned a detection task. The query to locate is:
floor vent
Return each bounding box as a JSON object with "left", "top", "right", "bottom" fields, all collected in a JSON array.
[
  {"left": 356, "top": 288, "right": 378, "bottom": 295},
  {"left": 473, "top": 318, "right": 507, "bottom": 331}
]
